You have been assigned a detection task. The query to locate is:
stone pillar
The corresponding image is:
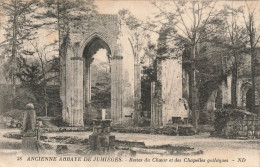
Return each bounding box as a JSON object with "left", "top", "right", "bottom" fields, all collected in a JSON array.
[
  {"left": 236, "top": 79, "right": 242, "bottom": 107},
  {"left": 162, "top": 59, "right": 184, "bottom": 124},
  {"left": 153, "top": 59, "right": 163, "bottom": 126},
  {"left": 70, "top": 57, "right": 84, "bottom": 126},
  {"left": 134, "top": 62, "right": 141, "bottom": 124},
  {"left": 111, "top": 56, "right": 123, "bottom": 124},
  {"left": 63, "top": 47, "right": 74, "bottom": 123},
  {"left": 84, "top": 60, "right": 91, "bottom": 106},
  {"left": 22, "top": 103, "right": 38, "bottom": 154},
  {"left": 221, "top": 81, "right": 228, "bottom": 105},
  {"left": 151, "top": 81, "right": 156, "bottom": 126},
  {"left": 154, "top": 58, "right": 186, "bottom": 126},
  {"left": 89, "top": 119, "right": 115, "bottom": 154},
  {"left": 61, "top": 53, "right": 67, "bottom": 122},
  {"left": 227, "top": 74, "right": 232, "bottom": 104}
]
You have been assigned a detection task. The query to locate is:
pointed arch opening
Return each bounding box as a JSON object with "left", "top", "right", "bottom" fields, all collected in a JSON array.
[{"left": 82, "top": 35, "right": 112, "bottom": 120}]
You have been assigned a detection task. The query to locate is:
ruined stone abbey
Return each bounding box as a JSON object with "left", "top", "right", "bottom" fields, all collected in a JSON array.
[
  {"left": 60, "top": 14, "right": 260, "bottom": 127},
  {"left": 60, "top": 14, "right": 190, "bottom": 126}
]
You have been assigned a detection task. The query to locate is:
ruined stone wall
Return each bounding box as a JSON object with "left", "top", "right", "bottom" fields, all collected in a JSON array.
[
  {"left": 206, "top": 48, "right": 260, "bottom": 114},
  {"left": 161, "top": 59, "right": 186, "bottom": 123},
  {"left": 62, "top": 14, "right": 136, "bottom": 126},
  {"left": 69, "top": 15, "right": 119, "bottom": 52},
  {"left": 223, "top": 114, "right": 258, "bottom": 138},
  {"left": 153, "top": 58, "right": 188, "bottom": 126},
  {"left": 118, "top": 23, "right": 135, "bottom": 120}
]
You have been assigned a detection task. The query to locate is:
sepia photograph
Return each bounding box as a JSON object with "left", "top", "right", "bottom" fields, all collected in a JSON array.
[{"left": 0, "top": 0, "right": 259, "bottom": 167}]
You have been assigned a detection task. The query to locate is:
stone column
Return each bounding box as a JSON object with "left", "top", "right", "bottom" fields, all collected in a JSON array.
[
  {"left": 221, "top": 81, "right": 228, "bottom": 105},
  {"left": 84, "top": 60, "right": 91, "bottom": 107},
  {"left": 236, "top": 79, "right": 242, "bottom": 107},
  {"left": 153, "top": 59, "right": 163, "bottom": 126},
  {"left": 151, "top": 81, "right": 156, "bottom": 126},
  {"left": 22, "top": 104, "right": 38, "bottom": 155},
  {"left": 134, "top": 62, "right": 141, "bottom": 124},
  {"left": 61, "top": 52, "right": 67, "bottom": 122},
  {"left": 111, "top": 56, "right": 123, "bottom": 124},
  {"left": 155, "top": 58, "right": 185, "bottom": 125},
  {"left": 70, "top": 57, "right": 84, "bottom": 126},
  {"left": 64, "top": 47, "right": 74, "bottom": 123},
  {"left": 227, "top": 74, "right": 232, "bottom": 104}
]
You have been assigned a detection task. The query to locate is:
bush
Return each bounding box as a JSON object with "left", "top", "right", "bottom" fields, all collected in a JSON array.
[
  {"left": 178, "top": 125, "right": 196, "bottom": 135},
  {"left": 214, "top": 108, "right": 251, "bottom": 135},
  {"left": 0, "top": 85, "right": 35, "bottom": 114},
  {"left": 3, "top": 109, "right": 24, "bottom": 122},
  {"left": 199, "top": 109, "right": 215, "bottom": 125},
  {"left": 50, "top": 116, "right": 69, "bottom": 127},
  {"left": 214, "top": 109, "right": 232, "bottom": 134}
]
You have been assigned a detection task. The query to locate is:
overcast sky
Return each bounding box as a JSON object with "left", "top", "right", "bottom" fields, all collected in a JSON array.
[{"left": 95, "top": 1, "right": 157, "bottom": 19}]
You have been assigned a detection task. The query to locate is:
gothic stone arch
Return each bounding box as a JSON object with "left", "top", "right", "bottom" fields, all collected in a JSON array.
[
  {"left": 241, "top": 82, "right": 252, "bottom": 109},
  {"left": 60, "top": 14, "right": 138, "bottom": 126}
]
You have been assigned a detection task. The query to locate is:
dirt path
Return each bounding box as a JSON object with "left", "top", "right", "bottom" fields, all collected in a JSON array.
[
  {"left": 42, "top": 131, "right": 260, "bottom": 152},
  {"left": 1, "top": 127, "right": 259, "bottom": 162}
]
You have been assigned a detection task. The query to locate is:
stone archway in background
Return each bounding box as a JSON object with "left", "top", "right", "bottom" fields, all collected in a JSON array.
[{"left": 241, "top": 82, "right": 251, "bottom": 109}]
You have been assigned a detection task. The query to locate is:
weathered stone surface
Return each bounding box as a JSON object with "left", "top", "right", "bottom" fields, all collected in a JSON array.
[
  {"left": 56, "top": 145, "right": 69, "bottom": 154},
  {"left": 215, "top": 109, "right": 259, "bottom": 138},
  {"left": 22, "top": 109, "right": 36, "bottom": 137},
  {"left": 22, "top": 137, "right": 38, "bottom": 154},
  {"left": 62, "top": 14, "right": 137, "bottom": 126},
  {"left": 21, "top": 104, "right": 40, "bottom": 154},
  {"left": 153, "top": 59, "right": 189, "bottom": 126},
  {"left": 88, "top": 119, "right": 115, "bottom": 154}
]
